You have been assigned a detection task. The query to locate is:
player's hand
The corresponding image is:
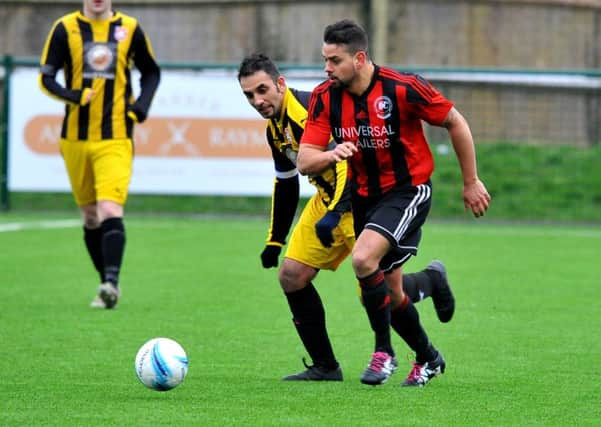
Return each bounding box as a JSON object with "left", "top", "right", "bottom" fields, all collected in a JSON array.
[
  {"left": 127, "top": 110, "right": 139, "bottom": 122},
  {"left": 315, "top": 211, "right": 341, "bottom": 247},
  {"left": 331, "top": 141, "right": 358, "bottom": 163},
  {"left": 127, "top": 103, "right": 147, "bottom": 123},
  {"left": 81, "top": 88, "right": 96, "bottom": 105},
  {"left": 260, "top": 244, "right": 282, "bottom": 268},
  {"left": 463, "top": 178, "right": 491, "bottom": 218}
]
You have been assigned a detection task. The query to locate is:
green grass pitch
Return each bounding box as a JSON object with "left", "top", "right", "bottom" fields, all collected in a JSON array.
[{"left": 1, "top": 214, "right": 599, "bottom": 426}]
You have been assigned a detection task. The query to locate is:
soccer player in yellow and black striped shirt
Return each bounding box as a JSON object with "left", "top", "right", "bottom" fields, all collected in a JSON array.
[
  {"left": 39, "top": 0, "right": 160, "bottom": 309},
  {"left": 238, "top": 53, "right": 455, "bottom": 381}
]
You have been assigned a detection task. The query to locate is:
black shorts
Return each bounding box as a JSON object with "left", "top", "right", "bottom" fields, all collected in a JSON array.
[{"left": 352, "top": 182, "right": 432, "bottom": 272}]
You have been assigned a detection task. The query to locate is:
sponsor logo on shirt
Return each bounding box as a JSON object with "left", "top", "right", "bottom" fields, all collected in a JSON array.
[
  {"left": 374, "top": 96, "right": 393, "bottom": 119},
  {"left": 334, "top": 124, "right": 395, "bottom": 149},
  {"left": 83, "top": 42, "right": 117, "bottom": 79}
]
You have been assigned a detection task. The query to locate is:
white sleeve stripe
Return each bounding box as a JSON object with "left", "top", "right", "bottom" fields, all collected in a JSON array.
[{"left": 275, "top": 169, "right": 298, "bottom": 179}]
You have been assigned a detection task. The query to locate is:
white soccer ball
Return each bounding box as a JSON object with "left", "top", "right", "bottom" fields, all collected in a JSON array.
[{"left": 134, "top": 337, "right": 189, "bottom": 391}]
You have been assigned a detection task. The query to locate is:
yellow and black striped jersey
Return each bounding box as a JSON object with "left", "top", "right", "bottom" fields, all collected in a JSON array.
[
  {"left": 38, "top": 10, "right": 160, "bottom": 141},
  {"left": 265, "top": 87, "right": 352, "bottom": 246}
]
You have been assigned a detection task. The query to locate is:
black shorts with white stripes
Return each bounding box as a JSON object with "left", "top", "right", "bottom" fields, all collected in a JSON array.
[{"left": 352, "top": 182, "right": 432, "bottom": 272}]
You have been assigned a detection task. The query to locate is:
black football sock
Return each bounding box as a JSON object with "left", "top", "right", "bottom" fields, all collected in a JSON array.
[
  {"left": 285, "top": 283, "right": 338, "bottom": 370},
  {"left": 359, "top": 270, "right": 393, "bottom": 356},
  {"left": 402, "top": 271, "right": 434, "bottom": 303},
  {"left": 101, "top": 217, "right": 126, "bottom": 287},
  {"left": 84, "top": 226, "right": 105, "bottom": 283},
  {"left": 390, "top": 295, "right": 437, "bottom": 364}
]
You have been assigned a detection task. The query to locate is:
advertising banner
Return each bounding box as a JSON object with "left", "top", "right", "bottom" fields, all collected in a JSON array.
[{"left": 9, "top": 67, "right": 321, "bottom": 196}]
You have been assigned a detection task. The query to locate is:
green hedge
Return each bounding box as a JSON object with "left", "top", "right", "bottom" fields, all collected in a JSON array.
[
  {"left": 4, "top": 143, "right": 601, "bottom": 223},
  {"left": 430, "top": 143, "right": 601, "bottom": 222}
]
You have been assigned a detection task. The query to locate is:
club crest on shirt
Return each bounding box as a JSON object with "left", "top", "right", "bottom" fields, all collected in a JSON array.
[
  {"left": 114, "top": 26, "right": 128, "bottom": 41},
  {"left": 374, "top": 96, "right": 393, "bottom": 119}
]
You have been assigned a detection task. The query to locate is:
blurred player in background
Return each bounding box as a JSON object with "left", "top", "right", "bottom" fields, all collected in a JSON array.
[
  {"left": 238, "top": 53, "right": 455, "bottom": 381},
  {"left": 38, "top": 0, "right": 160, "bottom": 309},
  {"left": 298, "top": 19, "right": 491, "bottom": 387}
]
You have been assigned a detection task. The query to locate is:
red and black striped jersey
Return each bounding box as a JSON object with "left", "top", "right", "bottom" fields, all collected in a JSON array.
[{"left": 301, "top": 65, "right": 453, "bottom": 198}]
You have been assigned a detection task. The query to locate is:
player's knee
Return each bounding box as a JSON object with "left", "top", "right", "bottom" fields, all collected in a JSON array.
[
  {"left": 278, "top": 267, "right": 303, "bottom": 292},
  {"left": 351, "top": 249, "right": 378, "bottom": 277},
  {"left": 278, "top": 272, "right": 299, "bottom": 293},
  {"left": 97, "top": 200, "right": 124, "bottom": 221},
  {"left": 80, "top": 204, "right": 99, "bottom": 228},
  {"left": 278, "top": 262, "right": 316, "bottom": 293}
]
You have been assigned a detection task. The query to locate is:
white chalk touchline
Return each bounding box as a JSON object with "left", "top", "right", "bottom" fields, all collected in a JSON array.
[
  {"left": 0, "top": 219, "right": 81, "bottom": 233},
  {"left": 0, "top": 218, "right": 599, "bottom": 239}
]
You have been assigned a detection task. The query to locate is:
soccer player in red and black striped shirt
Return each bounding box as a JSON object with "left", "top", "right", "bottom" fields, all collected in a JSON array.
[
  {"left": 298, "top": 19, "right": 491, "bottom": 387},
  {"left": 239, "top": 53, "right": 457, "bottom": 382}
]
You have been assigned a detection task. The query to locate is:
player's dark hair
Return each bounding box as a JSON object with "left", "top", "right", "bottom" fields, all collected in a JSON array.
[
  {"left": 237, "top": 53, "right": 281, "bottom": 82},
  {"left": 323, "top": 19, "right": 369, "bottom": 56}
]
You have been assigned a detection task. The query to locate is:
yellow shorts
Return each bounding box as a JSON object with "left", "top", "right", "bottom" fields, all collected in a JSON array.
[
  {"left": 285, "top": 194, "right": 355, "bottom": 271},
  {"left": 59, "top": 138, "right": 133, "bottom": 206}
]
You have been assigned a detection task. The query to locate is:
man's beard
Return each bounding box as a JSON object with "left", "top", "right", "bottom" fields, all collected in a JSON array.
[{"left": 330, "top": 77, "right": 349, "bottom": 88}]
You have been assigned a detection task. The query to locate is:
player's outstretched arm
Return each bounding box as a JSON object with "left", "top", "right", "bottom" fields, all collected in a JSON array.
[{"left": 442, "top": 107, "right": 491, "bottom": 217}]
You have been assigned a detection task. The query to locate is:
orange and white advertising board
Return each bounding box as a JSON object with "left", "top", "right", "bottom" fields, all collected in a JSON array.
[{"left": 8, "top": 67, "right": 320, "bottom": 196}]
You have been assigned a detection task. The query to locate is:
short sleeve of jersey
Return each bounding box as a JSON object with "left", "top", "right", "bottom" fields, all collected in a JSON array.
[
  {"left": 402, "top": 73, "right": 453, "bottom": 126},
  {"left": 300, "top": 84, "right": 332, "bottom": 148}
]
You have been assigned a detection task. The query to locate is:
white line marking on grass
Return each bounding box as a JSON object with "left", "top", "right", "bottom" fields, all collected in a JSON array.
[{"left": 0, "top": 219, "right": 80, "bottom": 233}]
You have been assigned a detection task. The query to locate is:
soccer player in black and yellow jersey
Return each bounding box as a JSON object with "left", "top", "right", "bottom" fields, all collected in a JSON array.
[
  {"left": 38, "top": 0, "right": 160, "bottom": 309},
  {"left": 238, "top": 53, "right": 455, "bottom": 381}
]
